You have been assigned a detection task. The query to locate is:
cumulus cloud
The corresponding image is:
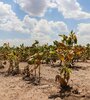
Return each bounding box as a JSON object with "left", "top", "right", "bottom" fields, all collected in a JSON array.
[
  {"left": 77, "top": 23, "right": 90, "bottom": 45},
  {"left": 24, "top": 15, "right": 68, "bottom": 33},
  {"left": 0, "top": 2, "right": 69, "bottom": 45},
  {"left": 2, "top": 1, "right": 90, "bottom": 46},
  {"left": 14, "top": 0, "right": 48, "bottom": 17},
  {"left": 14, "top": 0, "right": 90, "bottom": 19},
  {"left": 0, "top": 2, "right": 68, "bottom": 34},
  {"left": 54, "top": 0, "right": 90, "bottom": 19},
  {"left": 0, "top": 2, "right": 29, "bottom": 33},
  {"left": 23, "top": 15, "right": 68, "bottom": 43}
]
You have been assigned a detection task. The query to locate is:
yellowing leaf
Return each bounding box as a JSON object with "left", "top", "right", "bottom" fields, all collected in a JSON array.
[{"left": 59, "top": 54, "right": 65, "bottom": 61}]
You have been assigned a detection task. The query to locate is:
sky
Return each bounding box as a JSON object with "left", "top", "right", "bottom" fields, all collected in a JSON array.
[{"left": 0, "top": 0, "right": 90, "bottom": 46}]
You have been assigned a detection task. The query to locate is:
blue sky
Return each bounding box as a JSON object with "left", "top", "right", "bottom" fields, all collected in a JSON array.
[{"left": 0, "top": 0, "right": 90, "bottom": 46}]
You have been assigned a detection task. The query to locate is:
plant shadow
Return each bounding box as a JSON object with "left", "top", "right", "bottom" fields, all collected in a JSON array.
[
  {"left": 70, "top": 65, "right": 89, "bottom": 71},
  {"left": 48, "top": 85, "right": 72, "bottom": 99},
  {"left": 23, "top": 75, "right": 40, "bottom": 86}
]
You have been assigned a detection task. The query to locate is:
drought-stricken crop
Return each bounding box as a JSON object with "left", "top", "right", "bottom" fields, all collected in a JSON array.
[{"left": 0, "top": 31, "right": 89, "bottom": 97}]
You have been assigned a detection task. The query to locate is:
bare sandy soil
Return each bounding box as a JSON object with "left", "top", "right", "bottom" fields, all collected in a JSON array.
[{"left": 0, "top": 61, "right": 90, "bottom": 100}]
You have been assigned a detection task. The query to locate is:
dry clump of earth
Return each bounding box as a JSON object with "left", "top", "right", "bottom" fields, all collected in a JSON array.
[{"left": 0, "top": 61, "right": 90, "bottom": 100}]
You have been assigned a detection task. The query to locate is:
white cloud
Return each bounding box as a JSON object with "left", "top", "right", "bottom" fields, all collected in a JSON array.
[
  {"left": 22, "top": 15, "right": 69, "bottom": 44},
  {"left": 0, "top": 1, "right": 68, "bottom": 45},
  {"left": 0, "top": 2, "right": 68, "bottom": 34},
  {"left": 14, "top": 0, "right": 48, "bottom": 17},
  {"left": 77, "top": 23, "right": 90, "bottom": 45},
  {"left": 0, "top": 2, "right": 29, "bottom": 33},
  {"left": 23, "top": 15, "right": 68, "bottom": 34},
  {"left": 54, "top": 0, "right": 90, "bottom": 19},
  {"left": 14, "top": 0, "right": 90, "bottom": 19}
]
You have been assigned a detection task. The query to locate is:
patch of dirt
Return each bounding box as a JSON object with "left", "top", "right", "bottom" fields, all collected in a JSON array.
[{"left": 0, "top": 61, "right": 90, "bottom": 100}]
